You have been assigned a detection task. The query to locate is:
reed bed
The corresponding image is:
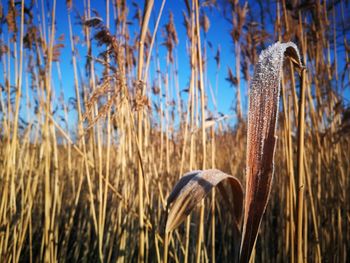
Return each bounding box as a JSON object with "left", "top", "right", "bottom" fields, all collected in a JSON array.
[{"left": 0, "top": 0, "right": 349, "bottom": 262}]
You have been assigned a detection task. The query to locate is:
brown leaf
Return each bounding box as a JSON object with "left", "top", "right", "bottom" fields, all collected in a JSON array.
[
  {"left": 166, "top": 169, "right": 243, "bottom": 233},
  {"left": 240, "top": 42, "right": 302, "bottom": 263},
  {"left": 226, "top": 67, "right": 238, "bottom": 86},
  {"left": 215, "top": 46, "right": 221, "bottom": 69},
  {"left": 66, "top": 0, "right": 72, "bottom": 10},
  {"left": 200, "top": 14, "right": 210, "bottom": 33},
  {"left": 84, "top": 16, "right": 103, "bottom": 28}
]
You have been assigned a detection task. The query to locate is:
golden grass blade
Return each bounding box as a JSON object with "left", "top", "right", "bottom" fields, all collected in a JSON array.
[
  {"left": 166, "top": 169, "right": 243, "bottom": 234},
  {"left": 240, "top": 42, "right": 302, "bottom": 263}
]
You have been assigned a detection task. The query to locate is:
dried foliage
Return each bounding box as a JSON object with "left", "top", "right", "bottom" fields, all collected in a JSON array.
[
  {"left": 226, "top": 67, "right": 238, "bottom": 86},
  {"left": 241, "top": 42, "right": 302, "bottom": 262},
  {"left": 200, "top": 13, "right": 210, "bottom": 33},
  {"left": 0, "top": 1, "right": 349, "bottom": 263},
  {"left": 166, "top": 42, "right": 303, "bottom": 263},
  {"left": 166, "top": 169, "right": 243, "bottom": 233},
  {"left": 163, "top": 12, "right": 178, "bottom": 63}
]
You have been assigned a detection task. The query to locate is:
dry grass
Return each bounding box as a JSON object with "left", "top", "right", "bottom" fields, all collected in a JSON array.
[
  {"left": 0, "top": 0, "right": 349, "bottom": 262},
  {"left": 165, "top": 42, "right": 304, "bottom": 263}
]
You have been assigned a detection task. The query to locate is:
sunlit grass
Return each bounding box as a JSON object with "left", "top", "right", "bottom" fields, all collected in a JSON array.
[{"left": 0, "top": 0, "right": 349, "bottom": 262}]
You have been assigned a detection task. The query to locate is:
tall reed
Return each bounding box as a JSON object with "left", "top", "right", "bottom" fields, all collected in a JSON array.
[{"left": 0, "top": 0, "right": 349, "bottom": 262}]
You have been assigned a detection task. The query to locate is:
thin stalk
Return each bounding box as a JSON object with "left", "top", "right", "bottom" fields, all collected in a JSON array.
[
  {"left": 137, "top": 1, "right": 154, "bottom": 261},
  {"left": 144, "top": 0, "right": 166, "bottom": 83},
  {"left": 296, "top": 69, "right": 306, "bottom": 263},
  {"left": 194, "top": 0, "right": 206, "bottom": 262}
]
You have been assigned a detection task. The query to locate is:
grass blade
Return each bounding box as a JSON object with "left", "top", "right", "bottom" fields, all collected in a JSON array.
[
  {"left": 240, "top": 42, "right": 302, "bottom": 263},
  {"left": 166, "top": 169, "right": 243, "bottom": 234}
]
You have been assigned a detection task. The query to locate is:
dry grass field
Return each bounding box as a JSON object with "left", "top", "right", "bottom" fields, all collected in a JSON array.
[{"left": 0, "top": 0, "right": 349, "bottom": 262}]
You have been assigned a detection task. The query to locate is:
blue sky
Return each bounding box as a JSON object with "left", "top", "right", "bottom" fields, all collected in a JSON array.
[
  {"left": 52, "top": 0, "right": 249, "bottom": 123},
  {"left": 31, "top": 1, "right": 252, "bottom": 131},
  {"left": 1, "top": 0, "right": 349, "bottom": 133}
]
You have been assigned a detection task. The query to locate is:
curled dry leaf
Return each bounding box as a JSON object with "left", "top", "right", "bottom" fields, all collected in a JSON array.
[
  {"left": 164, "top": 41, "right": 302, "bottom": 263},
  {"left": 240, "top": 42, "right": 302, "bottom": 263},
  {"left": 166, "top": 169, "right": 243, "bottom": 234}
]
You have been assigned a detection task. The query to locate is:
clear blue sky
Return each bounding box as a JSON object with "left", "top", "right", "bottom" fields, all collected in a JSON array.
[
  {"left": 1, "top": 0, "right": 349, "bottom": 132},
  {"left": 50, "top": 0, "right": 277, "bottom": 128},
  {"left": 53, "top": 0, "right": 249, "bottom": 124}
]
